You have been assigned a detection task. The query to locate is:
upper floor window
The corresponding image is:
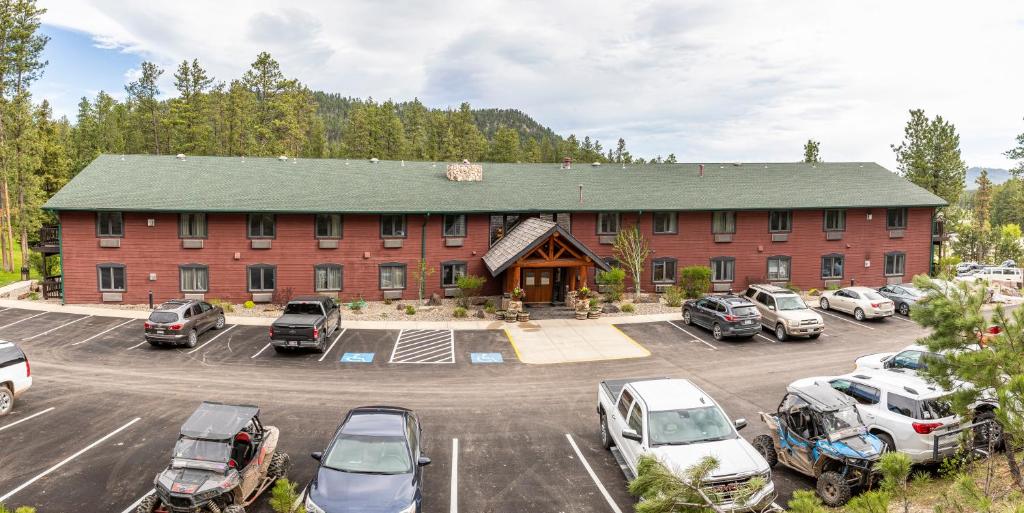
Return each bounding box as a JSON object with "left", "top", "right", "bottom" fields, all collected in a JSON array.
[
  {"left": 884, "top": 252, "right": 906, "bottom": 276},
  {"left": 248, "top": 214, "right": 275, "bottom": 238},
  {"left": 314, "top": 263, "right": 343, "bottom": 291},
  {"left": 597, "top": 212, "right": 621, "bottom": 235},
  {"left": 821, "top": 254, "right": 844, "bottom": 279},
  {"left": 247, "top": 264, "right": 276, "bottom": 291},
  {"left": 443, "top": 215, "right": 467, "bottom": 238},
  {"left": 179, "top": 213, "right": 207, "bottom": 238},
  {"left": 316, "top": 214, "right": 343, "bottom": 239},
  {"left": 441, "top": 261, "right": 467, "bottom": 288},
  {"left": 710, "top": 257, "right": 735, "bottom": 282},
  {"left": 652, "top": 258, "right": 677, "bottom": 283},
  {"left": 653, "top": 212, "right": 678, "bottom": 234},
  {"left": 887, "top": 208, "right": 908, "bottom": 230},
  {"left": 180, "top": 264, "right": 209, "bottom": 292},
  {"left": 769, "top": 211, "right": 792, "bottom": 233},
  {"left": 823, "top": 210, "right": 846, "bottom": 232},
  {"left": 97, "top": 212, "right": 124, "bottom": 237},
  {"left": 712, "top": 211, "right": 736, "bottom": 234},
  {"left": 381, "top": 215, "right": 407, "bottom": 238},
  {"left": 767, "top": 256, "right": 791, "bottom": 281},
  {"left": 98, "top": 263, "right": 126, "bottom": 291}
]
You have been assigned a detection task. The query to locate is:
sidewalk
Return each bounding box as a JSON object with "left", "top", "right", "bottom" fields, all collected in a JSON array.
[{"left": 0, "top": 298, "right": 671, "bottom": 364}]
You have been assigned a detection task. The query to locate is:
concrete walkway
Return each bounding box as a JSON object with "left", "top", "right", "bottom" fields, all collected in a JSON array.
[{"left": 0, "top": 298, "right": 674, "bottom": 364}]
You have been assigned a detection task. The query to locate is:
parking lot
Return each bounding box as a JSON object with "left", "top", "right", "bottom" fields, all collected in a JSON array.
[{"left": 0, "top": 304, "right": 930, "bottom": 513}]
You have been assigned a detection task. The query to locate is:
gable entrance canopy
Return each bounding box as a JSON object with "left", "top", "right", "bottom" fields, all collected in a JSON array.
[{"left": 482, "top": 218, "right": 610, "bottom": 303}]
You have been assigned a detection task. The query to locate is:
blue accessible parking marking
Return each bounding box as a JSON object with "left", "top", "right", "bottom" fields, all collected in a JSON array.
[
  {"left": 470, "top": 352, "right": 503, "bottom": 364},
  {"left": 341, "top": 352, "right": 374, "bottom": 363}
]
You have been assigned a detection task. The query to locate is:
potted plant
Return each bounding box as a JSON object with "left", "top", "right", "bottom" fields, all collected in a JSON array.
[{"left": 588, "top": 298, "right": 602, "bottom": 319}]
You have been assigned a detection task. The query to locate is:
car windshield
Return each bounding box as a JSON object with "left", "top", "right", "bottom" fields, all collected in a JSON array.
[
  {"left": 821, "top": 406, "right": 864, "bottom": 439},
  {"left": 171, "top": 438, "right": 232, "bottom": 472},
  {"left": 776, "top": 295, "right": 807, "bottom": 310},
  {"left": 323, "top": 434, "right": 412, "bottom": 474},
  {"left": 648, "top": 406, "right": 737, "bottom": 446},
  {"left": 284, "top": 303, "right": 323, "bottom": 315},
  {"left": 863, "top": 291, "right": 884, "bottom": 300},
  {"left": 149, "top": 311, "right": 179, "bottom": 323}
]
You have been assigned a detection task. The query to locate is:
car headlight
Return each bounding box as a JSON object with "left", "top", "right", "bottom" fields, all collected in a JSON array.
[
  {"left": 398, "top": 503, "right": 418, "bottom": 513},
  {"left": 305, "top": 495, "right": 326, "bottom": 513}
]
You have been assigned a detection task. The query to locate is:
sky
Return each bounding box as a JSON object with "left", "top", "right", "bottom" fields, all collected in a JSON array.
[{"left": 32, "top": 0, "right": 1024, "bottom": 171}]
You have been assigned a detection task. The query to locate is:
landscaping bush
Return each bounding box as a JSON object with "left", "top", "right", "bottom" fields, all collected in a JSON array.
[
  {"left": 405, "top": 305, "right": 416, "bottom": 315},
  {"left": 455, "top": 274, "right": 487, "bottom": 307},
  {"left": 620, "top": 303, "right": 636, "bottom": 313},
  {"left": 679, "top": 266, "right": 712, "bottom": 299},
  {"left": 243, "top": 300, "right": 255, "bottom": 309},
  {"left": 596, "top": 267, "right": 626, "bottom": 302},
  {"left": 663, "top": 285, "right": 684, "bottom": 307},
  {"left": 453, "top": 306, "right": 467, "bottom": 318}
]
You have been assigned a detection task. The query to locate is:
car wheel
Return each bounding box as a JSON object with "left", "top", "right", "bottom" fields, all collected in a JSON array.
[
  {"left": 875, "top": 432, "right": 895, "bottom": 453},
  {"left": 854, "top": 308, "right": 865, "bottom": 321},
  {"left": 135, "top": 493, "right": 159, "bottom": 513},
  {"left": 0, "top": 386, "right": 13, "bottom": 417},
  {"left": 682, "top": 310, "right": 692, "bottom": 325},
  {"left": 899, "top": 303, "right": 910, "bottom": 316},
  {"left": 752, "top": 434, "right": 777, "bottom": 468},
  {"left": 712, "top": 323, "right": 723, "bottom": 340},
  {"left": 268, "top": 452, "right": 292, "bottom": 480},
  {"left": 817, "top": 471, "right": 852, "bottom": 506},
  {"left": 186, "top": 329, "right": 198, "bottom": 348},
  {"left": 214, "top": 315, "right": 226, "bottom": 330},
  {"left": 600, "top": 413, "right": 613, "bottom": 449},
  {"left": 775, "top": 324, "right": 788, "bottom": 341},
  {"left": 820, "top": 298, "right": 830, "bottom": 310}
]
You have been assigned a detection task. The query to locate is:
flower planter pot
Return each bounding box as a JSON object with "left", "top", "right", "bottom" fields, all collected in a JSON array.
[
  {"left": 575, "top": 310, "right": 588, "bottom": 320},
  {"left": 518, "top": 312, "right": 530, "bottom": 322}
]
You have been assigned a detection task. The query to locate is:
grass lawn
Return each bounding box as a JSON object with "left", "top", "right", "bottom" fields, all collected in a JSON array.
[{"left": 0, "top": 244, "right": 41, "bottom": 287}]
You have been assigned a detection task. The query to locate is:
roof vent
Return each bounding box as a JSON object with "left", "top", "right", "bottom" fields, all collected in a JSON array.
[
  {"left": 446, "top": 161, "right": 483, "bottom": 181},
  {"left": 370, "top": 157, "right": 379, "bottom": 163},
  {"left": 176, "top": 153, "right": 186, "bottom": 160},
  {"left": 591, "top": 161, "right": 601, "bottom": 167},
  {"left": 278, "top": 155, "right": 288, "bottom": 161}
]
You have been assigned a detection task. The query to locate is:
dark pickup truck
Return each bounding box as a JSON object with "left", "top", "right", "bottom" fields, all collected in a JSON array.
[{"left": 270, "top": 296, "right": 342, "bottom": 353}]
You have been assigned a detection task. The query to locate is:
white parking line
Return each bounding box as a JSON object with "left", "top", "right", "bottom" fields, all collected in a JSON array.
[
  {"left": 0, "top": 311, "right": 49, "bottom": 330},
  {"left": 665, "top": 320, "right": 717, "bottom": 350},
  {"left": 120, "top": 491, "right": 152, "bottom": 513},
  {"left": 251, "top": 342, "right": 272, "bottom": 359},
  {"left": 72, "top": 319, "right": 137, "bottom": 346},
  {"left": 755, "top": 333, "right": 778, "bottom": 344},
  {"left": 815, "top": 308, "right": 876, "bottom": 330},
  {"left": 0, "top": 417, "right": 141, "bottom": 503},
  {"left": 22, "top": 315, "right": 92, "bottom": 341},
  {"left": 319, "top": 328, "right": 348, "bottom": 362},
  {"left": 450, "top": 438, "right": 459, "bottom": 513},
  {"left": 0, "top": 406, "right": 55, "bottom": 433},
  {"left": 565, "top": 433, "right": 623, "bottom": 513},
  {"left": 185, "top": 325, "right": 237, "bottom": 354}
]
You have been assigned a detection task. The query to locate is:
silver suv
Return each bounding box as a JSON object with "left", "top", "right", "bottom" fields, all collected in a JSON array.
[
  {"left": 145, "top": 299, "right": 226, "bottom": 348},
  {"left": 743, "top": 284, "right": 824, "bottom": 341}
]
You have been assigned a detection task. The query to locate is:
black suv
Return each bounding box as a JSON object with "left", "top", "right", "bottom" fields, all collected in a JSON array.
[
  {"left": 682, "top": 295, "right": 761, "bottom": 340},
  {"left": 145, "top": 299, "right": 226, "bottom": 348}
]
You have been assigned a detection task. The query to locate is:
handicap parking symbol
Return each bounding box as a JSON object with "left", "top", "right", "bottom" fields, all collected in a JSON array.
[
  {"left": 341, "top": 352, "right": 374, "bottom": 363},
  {"left": 470, "top": 352, "right": 503, "bottom": 364}
]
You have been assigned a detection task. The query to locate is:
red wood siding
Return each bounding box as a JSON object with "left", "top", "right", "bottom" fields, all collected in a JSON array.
[{"left": 58, "top": 208, "right": 933, "bottom": 304}]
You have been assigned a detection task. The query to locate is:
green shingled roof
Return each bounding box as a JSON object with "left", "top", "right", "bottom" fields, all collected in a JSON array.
[{"left": 43, "top": 154, "right": 946, "bottom": 213}]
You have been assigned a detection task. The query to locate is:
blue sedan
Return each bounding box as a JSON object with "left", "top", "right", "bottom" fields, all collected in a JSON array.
[{"left": 305, "top": 406, "right": 430, "bottom": 513}]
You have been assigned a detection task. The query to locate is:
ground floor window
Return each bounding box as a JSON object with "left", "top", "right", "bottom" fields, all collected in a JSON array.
[
  {"left": 821, "top": 254, "right": 844, "bottom": 279},
  {"left": 380, "top": 263, "right": 407, "bottom": 290},
  {"left": 767, "top": 256, "right": 791, "bottom": 281},
  {"left": 711, "top": 257, "right": 735, "bottom": 282},
  {"left": 180, "top": 265, "right": 208, "bottom": 292},
  {"left": 98, "top": 263, "right": 126, "bottom": 291},
  {"left": 248, "top": 264, "right": 276, "bottom": 291},
  {"left": 315, "top": 264, "right": 343, "bottom": 291},
  {"left": 884, "top": 252, "right": 905, "bottom": 276},
  {"left": 652, "top": 258, "right": 677, "bottom": 283},
  {"left": 441, "top": 261, "right": 467, "bottom": 287}
]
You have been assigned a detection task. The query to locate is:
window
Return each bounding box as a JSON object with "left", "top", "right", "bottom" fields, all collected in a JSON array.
[
  {"left": 380, "top": 263, "right": 407, "bottom": 290},
  {"left": 247, "top": 264, "right": 276, "bottom": 292},
  {"left": 314, "top": 264, "right": 343, "bottom": 291},
  {"left": 617, "top": 389, "right": 634, "bottom": 418},
  {"left": 381, "top": 215, "right": 407, "bottom": 238},
  {"left": 97, "top": 264, "right": 126, "bottom": 291},
  {"left": 887, "top": 208, "right": 908, "bottom": 230},
  {"left": 824, "top": 210, "right": 846, "bottom": 231},
  {"left": 441, "top": 261, "right": 467, "bottom": 288},
  {"left": 97, "top": 212, "right": 124, "bottom": 237},
  {"left": 315, "top": 214, "right": 343, "bottom": 239},
  {"left": 179, "top": 213, "right": 207, "bottom": 238},
  {"left": 443, "top": 215, "right": 467, "bottom": 238},
  {"left": 884, "top": 252, "right": 906, "bottom": 276},
  {"left": 711, "top": 257, "right": 735, "bottom": 282},
  {"left": 179, "top": 265, "right": 208, "bottom": 292},
  {"left": 821, "top": 254, "right": 844, "bottom": 279},
  {"left": 769, "top": 211, "right": 791, "bottom": 232},
  {"left": 767, "top": 256, "right": 791, "bottom": 281},
  {"left": 712, "top": 211, "right": 736, "bottom": 234},
  {"left": 653, "top": 212, "right": 678, "bottom": 234},
  {"left": 652, "top": 258, "right": 677, "bottom": 283},
  {"left": 597, "top": 212, "right": 621, "bottom": 235},
  {"left": 247, "top": 214, "right": 275, "bottom": 238}
]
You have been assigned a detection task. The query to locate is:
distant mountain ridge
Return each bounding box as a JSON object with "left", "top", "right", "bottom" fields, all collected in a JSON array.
[{"left": 967, "top": 167, "right": 1011, "bottom": 188}]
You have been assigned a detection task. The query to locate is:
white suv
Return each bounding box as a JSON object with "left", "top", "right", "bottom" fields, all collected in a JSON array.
[
  {"left": 0, "top": 340, "right": 31, "bottom": 416},
  {"left": 822, "top": 370, "right": 959, "bottom": 463}
]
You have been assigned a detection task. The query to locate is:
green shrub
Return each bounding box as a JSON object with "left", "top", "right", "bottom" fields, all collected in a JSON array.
[
  {"left": 405, "top": 305, "right": 416, "bottom": 315},
  {"left": 621, "top": 303, "right": 636, "bottom": 313},
  {"left": 269, "top": 478, "right": 306, "bottom": 513},
  {"left": 596, "top": 267, "right": 626, "bottom": 302},
  {"left": 455, "top": 274, "right": 487, "bottom": 307},
  {"left": 662, "top": 285, "right": 684, "bottom": 307},
  {"left": 679, "top": 266, "right": 712, "bottom": 299},
  {"left": 243, "top": 300, "right": 255, "bottom": 309},
  {"left": 453, "top": 306, "right": 467, "bottom": 318}
]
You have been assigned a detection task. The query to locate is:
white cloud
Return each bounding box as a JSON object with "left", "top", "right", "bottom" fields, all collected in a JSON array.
[{"left": 39, "top": 0, "right": 1024, "bottom": 169}]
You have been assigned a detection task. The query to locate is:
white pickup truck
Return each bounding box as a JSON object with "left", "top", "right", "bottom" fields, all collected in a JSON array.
[
  {"left": 597, "top": 377, "right": 775, "bottom": 511},
  {"left": 0, "top": 340, "right": 31, "bottom": 416}
]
